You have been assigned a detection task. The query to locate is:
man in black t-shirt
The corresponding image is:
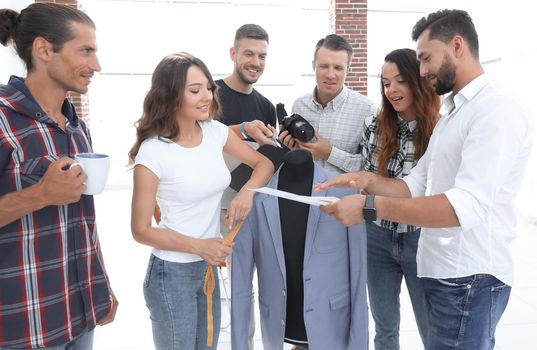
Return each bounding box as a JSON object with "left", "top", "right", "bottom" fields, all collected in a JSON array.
[
  {"left": 217, "top": 23, "right": 277, "bottom": 350},
  {"left": 216, "top": 23, "right": 278, "bottom": 146}
]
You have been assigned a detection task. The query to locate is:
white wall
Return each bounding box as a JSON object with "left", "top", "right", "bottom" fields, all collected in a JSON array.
[{"left": 81, "top": 0, "right": 331, "bottom": 183}]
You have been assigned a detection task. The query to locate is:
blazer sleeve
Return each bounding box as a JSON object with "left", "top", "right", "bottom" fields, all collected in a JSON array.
[
  {"left": 347, "top": 222, "right": 369, "bottom": 349},
  {"left": 231, "top": 213, "right": 256, "bottom": 350}
]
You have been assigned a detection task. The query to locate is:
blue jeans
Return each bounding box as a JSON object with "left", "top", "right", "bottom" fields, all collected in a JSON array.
[
  {"left": 422, "top": 274, "right": 511, "bottom": 350},
  {"left": 366, "top": 222, "right": 429, "bottom": 350},
  {"left": 143, "top": 255, "right": 221, "bottom": 350},
  {"left": 0, "top": 329, "right": 93, "bottom": 350}
]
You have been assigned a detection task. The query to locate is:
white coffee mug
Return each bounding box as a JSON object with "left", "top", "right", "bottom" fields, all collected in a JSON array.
[{"left": 71, "top": 153, "right": 110, "bottom": 195}]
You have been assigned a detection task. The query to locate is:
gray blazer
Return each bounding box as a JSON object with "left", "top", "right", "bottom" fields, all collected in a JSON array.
[{"left": 231, "top": 165, "right": 368, "bottom": 350}]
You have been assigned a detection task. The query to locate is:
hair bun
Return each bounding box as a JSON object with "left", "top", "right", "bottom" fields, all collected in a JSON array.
[{"left": 0, "top": 9, "right": 20, "bottom": 46}]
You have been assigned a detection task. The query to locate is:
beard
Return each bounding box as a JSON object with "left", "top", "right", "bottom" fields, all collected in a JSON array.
[
  {"left": 434, "top": 52, "right": 457, "bottom": 95},
  {"left": 235, "top": 64, "right": 262, "bottom": 85}
]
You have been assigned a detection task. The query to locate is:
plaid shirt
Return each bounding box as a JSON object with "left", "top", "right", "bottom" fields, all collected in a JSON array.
[
  {"left": 292, "top": 86, "right": 377, "bottom": 174},
  {"left": 0, "top": 76, "right": 111, "bottom": 348},
  {"left": 359, "top": 114, "right": 418, "bottom": 233}
]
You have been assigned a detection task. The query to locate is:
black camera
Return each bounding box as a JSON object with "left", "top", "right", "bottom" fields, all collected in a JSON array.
[
  {"left": 282, "top": 114, "right": 315, "bottom": 142},
  {"left": 276, "top": 103, "right": 315, "bottom": 143}
]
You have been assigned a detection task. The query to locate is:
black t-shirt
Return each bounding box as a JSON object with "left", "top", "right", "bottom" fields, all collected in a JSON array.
[{"left": 215, "top": 79, "right": 276, "bottom": 127}]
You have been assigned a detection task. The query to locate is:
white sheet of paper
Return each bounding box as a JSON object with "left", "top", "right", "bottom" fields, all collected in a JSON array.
[{"left": 249, "top": 187, "right": 339, "bottom": 206}]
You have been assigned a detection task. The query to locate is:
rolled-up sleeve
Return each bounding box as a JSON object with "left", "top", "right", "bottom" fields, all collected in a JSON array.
[
  {"left": 444, "top": 187, "right": 488, "bottom": 232},
  {"left": 440, "top": 100, "right": 529, "bottom": 232}
]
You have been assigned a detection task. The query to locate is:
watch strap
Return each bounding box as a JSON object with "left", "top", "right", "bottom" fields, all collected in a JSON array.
[
  {"left": 363, "top": 194, "right": 376, "bottom": 222},
  {"left": 365, "top": 194, "right": 375, "bottom": 209},
  {"left": 239, "top": 122, "right": 249, "bottom": 139}
]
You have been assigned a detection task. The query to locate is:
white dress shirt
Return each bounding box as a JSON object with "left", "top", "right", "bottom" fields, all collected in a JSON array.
[{"left": 403, "top": 74, "right": 534, "bottom": 285}]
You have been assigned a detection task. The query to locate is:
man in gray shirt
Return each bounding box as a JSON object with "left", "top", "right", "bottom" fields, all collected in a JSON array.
[{"left": 280, "top": 34, "right": 376, "bottom": 174}]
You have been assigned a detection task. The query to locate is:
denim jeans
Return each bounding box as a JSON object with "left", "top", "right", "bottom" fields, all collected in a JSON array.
[
  {"left": 366, "top": 222, "right": 429, "bottom": 350},
  {"left": 0, "top": 329, "right": 93, "bottom": 350},
  {"left": 422, "top": 274, "right": 511, "bottom": 350},
  {"left": 143, "top": 254, "right": 221, "bottom": 350}
]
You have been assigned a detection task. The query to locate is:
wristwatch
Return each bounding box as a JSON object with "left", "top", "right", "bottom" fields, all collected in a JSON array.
[
  {"left": 239, "top": 122, "right": 249, "bottom": 139},
  {"left": 363, "top": 195, "right": 377, "bottom": 222}
]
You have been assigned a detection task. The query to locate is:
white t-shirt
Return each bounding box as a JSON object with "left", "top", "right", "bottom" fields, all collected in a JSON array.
[
  {"left": 135, "top": 120, "right": 231, "bottom": 263},
  {"left": 403, "top": 74, "right": 534, "bottom": 286}
]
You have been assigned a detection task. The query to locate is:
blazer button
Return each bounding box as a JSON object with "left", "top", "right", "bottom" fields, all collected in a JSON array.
[
  {"left": 282, "top": 290, "right": 286, "bottom": 297},
  {"left": 281, "top": 320, "right": 285, "bottom": 327}
]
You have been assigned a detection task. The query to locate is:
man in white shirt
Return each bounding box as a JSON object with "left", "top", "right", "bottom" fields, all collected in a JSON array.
[
  {"left": 279, "top": 34, "right": 376, "bottom": 174},
  {"left": 316, "top": 9, "right": 534, "bottom": 349}
]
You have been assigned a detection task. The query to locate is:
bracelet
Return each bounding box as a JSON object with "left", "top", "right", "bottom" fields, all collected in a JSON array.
[{"left": 239, "top": 122, "right": 249, "bottom": 139}]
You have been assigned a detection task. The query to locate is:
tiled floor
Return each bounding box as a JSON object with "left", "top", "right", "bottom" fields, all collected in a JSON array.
[{"left": 92, "top": 165, "right": 537, "bottom": 349}]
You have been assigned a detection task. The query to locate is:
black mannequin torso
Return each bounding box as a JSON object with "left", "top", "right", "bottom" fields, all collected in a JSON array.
[{"left": 278, "top": 149, "right": 314, "bottom": 345}]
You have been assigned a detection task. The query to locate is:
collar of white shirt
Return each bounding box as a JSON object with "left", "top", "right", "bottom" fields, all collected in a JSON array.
[{"left": 443, "top": 73, "right": 489, "bottom": 117}]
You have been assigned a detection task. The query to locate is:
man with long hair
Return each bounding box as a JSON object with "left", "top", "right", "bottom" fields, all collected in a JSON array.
[{"left": 0, "top": 3, "right": 117, "bottom": 349}]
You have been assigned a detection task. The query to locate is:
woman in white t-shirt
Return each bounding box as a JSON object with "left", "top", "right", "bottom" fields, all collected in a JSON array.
[{"left": 128, "top": 52, "right": 273, "bottom": 350}]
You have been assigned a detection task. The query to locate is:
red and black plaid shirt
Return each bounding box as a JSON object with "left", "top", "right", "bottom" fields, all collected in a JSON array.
[{"left": 0, "top": 76, "right": 111, "bottom": 348}]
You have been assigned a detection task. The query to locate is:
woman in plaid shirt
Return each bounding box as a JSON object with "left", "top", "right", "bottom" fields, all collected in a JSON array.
[{"left": 360, "top": 48, "right": 440, "bottom": 349}]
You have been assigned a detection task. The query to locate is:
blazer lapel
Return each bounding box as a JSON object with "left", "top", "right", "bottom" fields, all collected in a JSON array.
[
  {"left": 261, "top": 175, "right": 287, "bottom": 280},
  {"left": 303, "top": 165, "right": 328, "bottom": 266}
]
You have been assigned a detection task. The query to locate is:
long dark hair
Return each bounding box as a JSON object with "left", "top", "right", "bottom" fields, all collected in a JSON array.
[
  {"left": 128, "top": 52, "right": 220, "bottom": 163},
  {"left": 376, "top": 48, "right": 440, "bottom": 175},
  {"left": 0, "top": 3, "right": 95, "bottom": 72}
]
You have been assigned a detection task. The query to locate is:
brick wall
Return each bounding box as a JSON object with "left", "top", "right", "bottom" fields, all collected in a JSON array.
[
  {"left": 330, "top": 0, "right": 368, "bottom": 95},
  {"left": 35, "top": 0, "right": 91, "bottom": 125}
]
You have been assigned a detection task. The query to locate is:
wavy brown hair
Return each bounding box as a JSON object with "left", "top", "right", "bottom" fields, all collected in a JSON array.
[
  {"left": 376, "top": 48, "right": 440, "bottom": 175},
  {"left": 128, "top": 52, "right": 220, "bottom": 163}
]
